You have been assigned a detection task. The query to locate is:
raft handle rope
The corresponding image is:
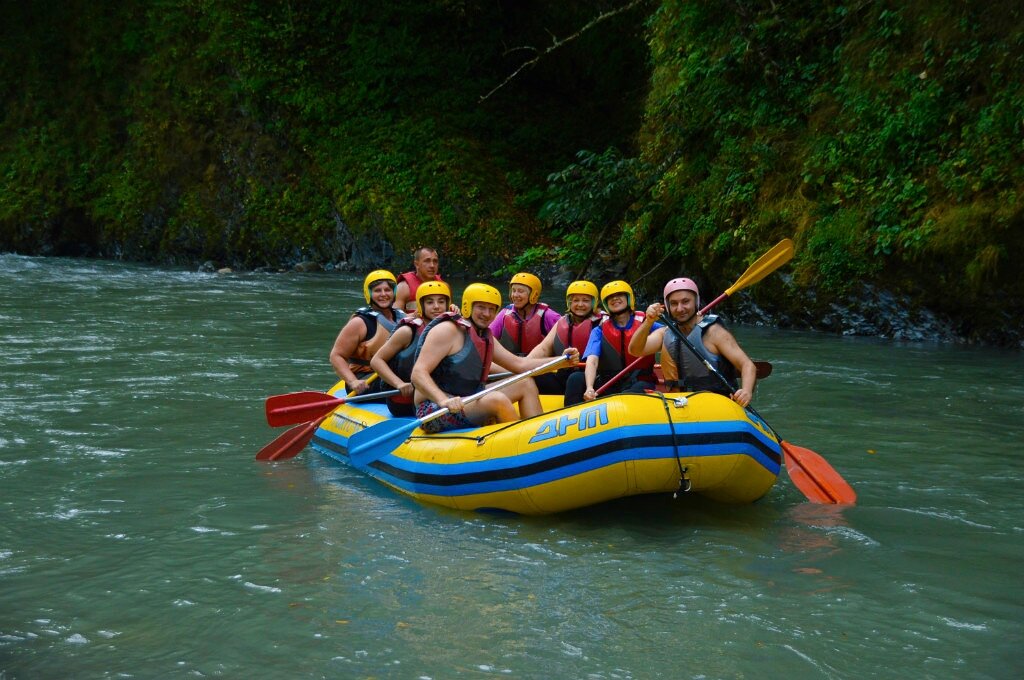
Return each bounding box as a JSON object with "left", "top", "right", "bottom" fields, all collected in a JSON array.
[{"left": 654, "top": 391, "right": 690, "bottom": 496}]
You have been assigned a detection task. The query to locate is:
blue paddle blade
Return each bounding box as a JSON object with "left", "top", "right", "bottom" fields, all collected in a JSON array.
[{"left": 347, "top": 417, "right": 420, "bottom": 468}]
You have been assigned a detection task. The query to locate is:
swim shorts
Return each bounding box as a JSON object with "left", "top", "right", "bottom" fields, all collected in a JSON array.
[{"left": 415, "top": 399, "right": 476, "bottom": 433}]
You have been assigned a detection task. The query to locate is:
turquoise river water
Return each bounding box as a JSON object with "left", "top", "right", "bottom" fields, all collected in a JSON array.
[{"left": 1, "top": 254, "right": 1021, "bottom": 678}]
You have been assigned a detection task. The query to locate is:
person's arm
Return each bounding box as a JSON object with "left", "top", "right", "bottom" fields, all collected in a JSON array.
[
  {"left": 411, "top": 322, "right": 461, "bottom": 409},
  {"left": 369, "top": 326, "right": 415, "bottom": 397},
  {"left": 705, "top": 325, "right": 756, "bottom": 407},
  {"left": 582, "top": 355, "right": 600, "bottom": 401},
  {"left": 628, "top": 303, "right": 667, "bottom": 356},
  {"left": 329, "top": 317, "right": 371, "bottom": 392},
  {"left": 490, "top": 341, "right": 578, "bottom": 375},
  {"left": 580, "top": 327, "right": 603, "bottom": 401},
  {"left": 542, "top": 307, "right": 561, "bottom": 335},
  {"left": 394, "top": 280, "right": 411, "bottom": 312}
]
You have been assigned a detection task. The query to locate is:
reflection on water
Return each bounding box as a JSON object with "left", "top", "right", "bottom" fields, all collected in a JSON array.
[{"left": 1, "top": 254, "right": 1022, "bottom": 678}]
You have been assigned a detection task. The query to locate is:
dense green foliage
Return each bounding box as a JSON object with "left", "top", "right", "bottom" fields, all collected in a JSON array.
[
  {"left": 1, "top": 1, "right": 646, "bottom": 268},
  {"left": 623, "top": 0, "right": 1023, "bottom": 320},
  {"left": 2, "top": 1, "right": 1021, "bottom": 341}
]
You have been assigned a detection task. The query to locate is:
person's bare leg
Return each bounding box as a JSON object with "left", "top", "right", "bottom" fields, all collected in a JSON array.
[{"left": 501, "top": 379, "right": 542, "bottom": 419}]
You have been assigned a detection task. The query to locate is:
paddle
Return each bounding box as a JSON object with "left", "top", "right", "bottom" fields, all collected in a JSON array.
[
  {"left": 255, "top": 415, "right": 329, "bottom": 461},
  {"left": 346, "top": 355, "right": 572, "bottom": 468},
  {"left": 698, "top": 238, "right": 794, "bottom": 315},
  {"left": 266, "top": 389, "right": 400, "bottom": 427},
  {"left": 597, "top": 240, "right": 794, "bottom": 396},
  {"left": 661, "top": 317, "right": 856, "bottom": 504},
  {"left": 264, "top": 372, "right": 517, "bottom": 427}
]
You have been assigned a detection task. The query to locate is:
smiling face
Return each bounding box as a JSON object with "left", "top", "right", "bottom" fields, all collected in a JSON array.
[
  {"left": 413, "top": 248, "right": 439, "bottom": 280},
  {"left": 604, "top": 292, "right": 629, "bottom": 314},
  {"left": 667, "top": 289, "right": 697, "bottom": 322},
  {"left": 568, "top": 294, "right": 594, "bottom": 318},
  {"left": 509, "top": 283, "right": 532, "bottom": 310},
  {"left": 469, "top": 301, "right": 499, "bottom": 329},
  {"left": 420, "top": 294, "right": 449, "bottom": 321},
  {"left": 369, "top": 281, "right": 395, "bottom": 309}
]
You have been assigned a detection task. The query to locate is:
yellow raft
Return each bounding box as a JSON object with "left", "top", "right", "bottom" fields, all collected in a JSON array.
[{"left": 309, "top": 380, "right": 782, "bottom": 515}]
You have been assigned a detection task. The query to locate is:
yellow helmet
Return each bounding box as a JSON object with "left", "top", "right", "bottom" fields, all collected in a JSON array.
[
  {"left": 461, "top": 283, "right": 502, "bottom": 317},
  {"left": 509, "top": 272, "right": 542, "bottom": 305},
  {"left": 599, "top": 280, "right": 635, "bottom": 312},
  {"left": 415, "top": 280, "right": 452, "bottom": 317},
  {"left": 362, "top": 269, "right": 397, "bottom": 303},
  {"left": 565, "top": 280, "right": 599, "bottom": 312}
]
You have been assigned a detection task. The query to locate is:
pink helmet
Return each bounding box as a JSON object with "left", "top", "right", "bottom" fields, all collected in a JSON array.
[{"left": 663, "top": 277, "right": 700, "bottom": 308}]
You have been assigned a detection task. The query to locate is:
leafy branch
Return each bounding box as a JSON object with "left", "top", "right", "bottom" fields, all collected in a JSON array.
[{"left": 479, "top": 0, "right": 651, "bottom": 102}]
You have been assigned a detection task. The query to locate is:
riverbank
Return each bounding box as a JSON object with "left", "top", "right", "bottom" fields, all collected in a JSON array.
[{"left": 186, "top": 250, "right": 1023, "bottom": 349}]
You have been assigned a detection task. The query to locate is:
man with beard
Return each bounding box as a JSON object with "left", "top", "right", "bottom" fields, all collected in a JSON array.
[
  {"left": 628, "top": 277, "right": 756, "bottom": 407},
  {"left": 394, "top": 246, "right": 443, "bottom": 313}
]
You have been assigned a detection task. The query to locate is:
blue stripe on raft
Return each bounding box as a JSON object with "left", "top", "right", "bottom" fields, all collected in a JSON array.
[{"left": 312, "top": 420, "right": 781, "bottom": 497}]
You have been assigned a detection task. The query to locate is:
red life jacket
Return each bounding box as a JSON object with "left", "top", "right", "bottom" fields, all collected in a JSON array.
[
  {"left": 597, "top": 311, "right": 656, "bottom": 381},
  {"left": 397, "top": 271, "right": 444, "bottom": 313},
  {"left": 552, "top": 311, "right": 604, "bottom": 355},
  {"left": 498, "top": 302, "right": 553, "bottom": 356}
]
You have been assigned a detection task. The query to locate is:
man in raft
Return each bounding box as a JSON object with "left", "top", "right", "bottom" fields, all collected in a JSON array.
[
  {"left": 628, "top": 277, "right": 756, "bottom": 407},
  {"left": 394, "top": 246, "right": 443, "bottom": 313},
  {"left": 329, "top": 270, "right": 405, "bottom": 394},
  {"left": 526, "top": 280, "right": 605, "bottom": 395},
  {"left": 411, "top": 283, "right": 579, "bottom": 433},
  {"left": 564, "top": 280, "right": 657, "bottom": 406}
]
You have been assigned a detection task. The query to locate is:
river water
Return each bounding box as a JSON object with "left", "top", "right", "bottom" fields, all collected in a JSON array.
[{"left": 1, "top": 254, "right": 1021, "bottom": 678}]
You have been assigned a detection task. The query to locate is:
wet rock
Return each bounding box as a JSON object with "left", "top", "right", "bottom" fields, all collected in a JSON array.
[{"left": 293, "top": 261, "right": 321, "bottom": 273}]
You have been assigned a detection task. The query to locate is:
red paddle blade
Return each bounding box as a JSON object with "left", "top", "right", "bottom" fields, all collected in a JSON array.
[
  {"left": 265, "top": 391, "right": 343, "bottom": 427},
  {"left": 255, "top": 416, "right": 326, "bottom": 461},
  {"left": 782, "top": 441, "right": 857, "bottom": 504}
]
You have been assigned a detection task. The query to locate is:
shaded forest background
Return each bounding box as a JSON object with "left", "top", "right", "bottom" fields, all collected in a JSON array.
[{"left": 2, "top": 0, "right": 1022, "bottom": 345}]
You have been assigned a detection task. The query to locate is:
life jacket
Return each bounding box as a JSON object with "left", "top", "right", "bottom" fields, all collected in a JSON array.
[
  {"left": 414, "top": 311, "right": 494, "bottom": 397},
  {"left": 347, "top": 306, "right": 405, "bottom": 375},
  {"left": 552, "top": 311, "right": 604, "bottom": 355},
  {"left": 497, "top": 302, "right": 553, "bottom": 356},
  {"left": 386, "top": 316, "right": 426, "bottom": 383},
  {"left": 663, "top": 315, "right": 737, "bottom": 395},
  {"left": 397, "top": 271, "right": 444, "bottom": 313},
  {"left": 596, "top": 311, "right": 656, "bottom": 382}
]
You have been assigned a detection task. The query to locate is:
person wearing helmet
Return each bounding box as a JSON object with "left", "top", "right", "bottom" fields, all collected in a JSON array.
[
  {"left": 370, "top": 281, "right": 452, "bottom": 416},
  {"left": 525, "top": 280, "right": 605, "bottom": 395},
  {"left": 329, "top": 270, "right": 406, "bottom": 393},
  {"left": 411, "top": 283, "right": 580, "bottom": 433},
  {"left": 394, "top": 246, "right": 443, "bottom": 313},
  {"left": 563, "top": 280, "right": 657, "bottom": 407},
  {"left": 488, "top": 272, "right": 561, "bottom": 357},
  {"left": 628, "top": 277, "right": 756, "bottom": 407}
]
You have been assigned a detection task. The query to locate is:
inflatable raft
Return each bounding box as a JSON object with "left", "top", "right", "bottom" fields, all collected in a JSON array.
[{"left": 309, "top": 381, "right": 782, "bottom": 515}]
